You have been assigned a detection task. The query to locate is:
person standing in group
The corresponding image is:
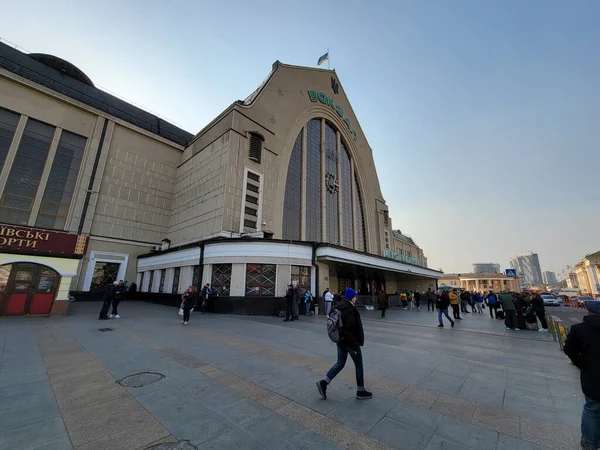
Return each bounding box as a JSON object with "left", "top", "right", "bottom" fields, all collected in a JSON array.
[
  {"left": 473, "top": 291, "right": 484, "bottom": 313},
  {"left": 414, "top": 290, "right": 421, "bottom": 311},
  {"left": 400, "top": 291, "right": 408, "bottom": 309},
  {"left": 459, "top": 290, "right": 470, "bottom": 314},
  {"left": 317, "top": 288, "right": 373, "bottom": 400},
  {"left": 427, "top": 288, "right": 436, "bottom": 312},
  {"left": 304, "top": 289, "right": 313, "bottom": 316},
  {"left": 563, "top": 301, "right": 600, "bottom": 450},
  {"left": 99, "top": 281, "right": 117, "bottom": 320},
  {"left": 408, "top": 291, "right": 415, "bottom": 311},
  {"left": 531, "top": 293, "right": 549, "bottom": 331},
  {"left": 468, "top": 291, "right": 477, "bottom": 313},
  {"left": 180, "top": 285, "right": 197, "bottom": 325},
  {"left": 291, "top": 281, "right": 300, "bottom": 320},
  {"left": 487, "top": 291, "right": 498, "bottom": 318},
  {"left": 283, "top": 284, "right": 297, "bottom": 322},
  {"left": 324, "top": 288, "right": 334, "bottom": 316},
  {"left": 110, "top": 280, "right": 125, "bottom": 319},
  {"left": 436, "top": 289, "right": 455, "bottom": 328},
  {"left": 499, "top": 291, "right": 519, "bottom": 330},
  {"left": 377, "top": 289, "right": 389, "bottom": 318},
  {"left": 449, "top": 289, "right": 461, "bottom": 320}
]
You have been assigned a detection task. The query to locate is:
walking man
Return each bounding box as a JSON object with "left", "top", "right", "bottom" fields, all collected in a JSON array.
[
  {"left": 110, "top": 280, "right": 125, "bottom": 318},
  {"left": 531, "top": 293, "right": 549, "bottom": 331},
  {"left": 436, "top": 289, "right": 455, "bottom": 328},
  {"left": 317, "top": 288, "right": 373, "bottom": 400},
  {"left": 487, "top": 291, "right": 498, "bottom": 318},
  {"left": 377, "top": 289, "right": 389, "bottom": 318},
  {"left": 563, "top": 301, "right": 600, "bottom": 449},
  {"left": 324, "top": 288, "right": 334, "bottom": 316},
  {"left": 283, "top": 284, "right": 297, "bottom": 322},
  {"left": 200, "top": 283, "right": 211, "bottom": 313},
  {"left": 99, "top": 281, "right": 117, "bottom": 320},
  {"left": 460, "top": 290, "right": 470, "bottom": 314},
  {"left": 474, "top": 292, "right": 484, "bottom": 313},
  {"left": 427, "top": 288, "right": 436, "bottom": 312},
  {"left": 414, "top": 290, "right": 421, "bottom": 311}
]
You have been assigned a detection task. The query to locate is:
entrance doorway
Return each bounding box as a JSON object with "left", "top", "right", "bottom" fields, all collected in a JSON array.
[{"left": 0, "top": 263, "right": 60, "bottom": 316}]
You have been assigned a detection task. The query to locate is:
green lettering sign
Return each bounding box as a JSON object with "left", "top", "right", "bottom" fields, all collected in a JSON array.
[{"left": 307, "top": 89, "right": 358, "bottom": 141}]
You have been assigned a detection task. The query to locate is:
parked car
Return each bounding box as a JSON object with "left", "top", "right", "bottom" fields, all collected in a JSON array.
[
  {"left": 577, "top": 296, "right": 596, "bottom": 307},
  {"left": 541, "top": 293, "right": 563, "bottom": 306}
]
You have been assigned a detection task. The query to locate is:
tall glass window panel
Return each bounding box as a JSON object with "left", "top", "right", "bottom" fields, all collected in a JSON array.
[
  {"left": 0, "top": 108, "right": 20, "bottom": 175},
  {"left": 353, "top": 172, "right": 367, "bottom": 252},
  {"left": 282, "top": 131, "right": 302, "bottom": 240},
  {"left": 291, "top": 265, "right": 312, "bottom": 296},
  {"left": 245, "top": 264, "right": 276, "bottom": 296},
  {"left": 0, "top": 119, "right": 55, "bottom": 225},
  {"left": 325, "top": 123, "right": 339, "bottom": 244},
  {"left": 340, "top": 143, "right": 353, "bottom": 248},
  {"left": 211, "top": 263, "right": 232, "bottom": 296},
  {"left": 305, "top": 119, "right": 321, "bottom": 242},
  {"left": 35, "top": 131, "right": 86, "bottom": 230}
]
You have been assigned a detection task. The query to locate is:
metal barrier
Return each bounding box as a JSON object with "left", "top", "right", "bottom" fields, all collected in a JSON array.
[{"left": 547, "top": 316, "right": 569, "bottom": 351}]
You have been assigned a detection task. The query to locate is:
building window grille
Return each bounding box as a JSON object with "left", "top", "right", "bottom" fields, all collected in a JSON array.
[
  {"left": 147, "top": 271, "right": 154, "bottom": 293},
  {"left": 158, "top": 269, "right": 166, "bottom": 293},
  {"left": 0, "top": 107, "right": 20, "bottom": 175},
  {"left": 243, "top": 171, "right": 261, "bottom": 233},
  {"left": 172, "top": 267, "right": 181, "bottom": 293},
  {"left": 90, "top": 262, "right": 120, "bottom": 291},
  {"left": 291, "top": 265, "right": 311, "bottom": 294},
  {"left": 248, "top": 133, "right": 263, "bottom": 163},
  {"left": 211, "top": 264, "right": 232, "bottom": 296},
  {"left": 245, "top": 264, "right": 276, "bottom": 296}
]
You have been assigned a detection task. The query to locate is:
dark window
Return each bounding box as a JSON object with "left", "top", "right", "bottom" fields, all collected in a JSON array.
[
  {"left": 248, "top": 133, "right": 263, "bottom": 163},
  {"left": 158, "top": 269, "right": 166, "bottom": 293},
  {"left": 0, "top": 119, "right": 55, "bottom": 225},
  {"left": 354, "top": 172, "right": 367, "bottom": 252},
  {"left": 172, "top": 267, "right": 181, "bottom": 293},
  {"left": 147, "top": 270, "right": 154, "bottom": 293},
  {"left": 90, "top": 262, "right": 120, "bottom": 291},
  {"left": 247, "top": 172, "right": 260, "bottom": 182},
  {"left": 245, "top": 206, "right": 257, "bottom": 216},
  {"left": 340, "top": 143, "right": 353, "bottom": 248},
  {"left": 35, "top": 131, "right": 86, "bottom": 230},
  {"left": 244, "top": 219, "right": 257, "bottom": 229},
  {"left": 140, "top": 272, "right": 145, "bottom": 292},
  {"left": 246, "top": 194, "right": 258, "bottom": 205},
  {"left": 246, "top": 183, "right": 259, "bottom": 193},
  {"left": 211, "top": 264, "right": 231, "bottom": 296},
  {"left": 383, "top": 210, "right": 389, "bottom": 226},
  {"left": 282, "top": 131, "right": 302, "bottom": 240},
  {"left": 0, "top": 108, "right": 20, "bottom": 175},
  {"left": 245, "top": 264, "right": 276, "bottom": 296},
  {"left": 291, "top": 265, "right": 311, "bottom": 295},
  {"left": 305, "top": 119, "right": 321, "bottom": 241},
  {"left": 325, "top": 123, "right": 339, "bottom": 244},
  {"left": 192, "top": 265, "right": 201, "bottom": 287}
]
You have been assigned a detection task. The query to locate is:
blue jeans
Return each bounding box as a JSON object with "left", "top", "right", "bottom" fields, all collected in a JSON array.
[
  {"left": 325, "top": 345, "right": 364, "bottom": 390},
  {"left": 582, "top": 396, "right": 600, "bottom": 448},
  {"left": 438, "top": 308, "right": 454, "bottom": 326}
]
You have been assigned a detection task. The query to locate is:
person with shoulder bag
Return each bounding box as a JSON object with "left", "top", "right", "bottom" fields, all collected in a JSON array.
[{"left": 180, "top": 286, "right": 197, "bottom": 325}]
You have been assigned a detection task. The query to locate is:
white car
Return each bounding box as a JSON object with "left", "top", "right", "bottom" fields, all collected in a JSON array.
[{"left": 541, "top": 294, "right": 562, "bottom": 306}]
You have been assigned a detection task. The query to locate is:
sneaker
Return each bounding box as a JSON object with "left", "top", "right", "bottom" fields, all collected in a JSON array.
[
  {"left": 451, "top": 322, "right": 455, "bottom": 327},
  {"left": 109, "top": 314, "right": 114, "bottom": 318},
  {"left": 438, "top": 324, "right": 444, "bottom": 328},
  {"left": 180, "top": 321, "right": 185, "bottom": 324},
  {"left": 506, "top": 327, "right": 510, "bottom": 329},
  {"left": 356, "top": 390, "right": 373, "bottom": 400},
  {"left": 514, "top": 328, "right": 520, "bottom": 331},
  {"left": 183, "top": 321, "right": 188, "bottom": 325},
  {"left": 317, "top": 380, "right": 328, "bottom": 399},
  {"left": 115, "top": 315, "right": 120, "bottom": 319}
]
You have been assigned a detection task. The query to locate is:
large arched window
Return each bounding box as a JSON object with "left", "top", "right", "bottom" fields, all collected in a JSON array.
[{"left": 282, "top": 119, "right": 367, "bottom": 252}]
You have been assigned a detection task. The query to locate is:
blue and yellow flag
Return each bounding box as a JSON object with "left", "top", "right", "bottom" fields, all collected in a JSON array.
[{"left": 317, "top": 52, "right": 329, "bottom": 66}]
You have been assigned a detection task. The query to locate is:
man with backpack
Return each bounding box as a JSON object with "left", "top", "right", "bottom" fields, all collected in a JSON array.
[{"left": 317, "top": 288, "right": 373, "bottom": 400}]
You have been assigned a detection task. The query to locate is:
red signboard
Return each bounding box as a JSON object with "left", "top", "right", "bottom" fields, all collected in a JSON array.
[{"left": 0, "top": 224, "right": 88, "bottom": 256}]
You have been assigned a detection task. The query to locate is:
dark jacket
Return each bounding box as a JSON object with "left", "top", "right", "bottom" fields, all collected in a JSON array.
[
  {"left": 427, "top": 290, "right": 436, "bottom": 301},
  {"left": 531, "top": 295, "right": 545, "bottom": 311},
  {"left": 564, "top": 315, "right": 600, "bottom": 401},
  {"left": 182, "top": 291, "right": 197, "bottom": 309},
  {"left": 437, "top": 292, "right": 450, "bottom": 310},
  {"left": 414, "top": 291, "right": 421, "bottom": 302},
  {"left": 285, "top": 287, "right": 299, "bottom": 303},
  {"left": 337, "top": 299, "right": 364, "bottom": 351},
  {"left": 102, "top": 285, "right": 116, "bottom": 303},
  {"left": 498, "top": 293, "right": 516, "bottom": 311},
  {"left": 377, "top": 292, "right": 389, "bottom": 309}
]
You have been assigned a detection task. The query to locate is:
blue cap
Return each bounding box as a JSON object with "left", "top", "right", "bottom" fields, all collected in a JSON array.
[
  {"left": 587, "top": 301, "right": 600, "bottom": 314},
  {"left": 344, "top": 288, "right": 357, "bottom": 300}
]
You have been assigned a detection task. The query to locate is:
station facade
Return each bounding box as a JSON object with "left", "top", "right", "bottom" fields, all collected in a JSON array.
[{"left": 0, "top": 42, "right": 441, "bottom": 316}]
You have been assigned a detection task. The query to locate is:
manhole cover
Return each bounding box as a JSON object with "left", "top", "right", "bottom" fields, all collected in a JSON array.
[
  {"left": 145, "top": 441, "right": 196, "bottom": 450},
  {"left": 118, "top": 372, "right": 165, "bottom": 388}
]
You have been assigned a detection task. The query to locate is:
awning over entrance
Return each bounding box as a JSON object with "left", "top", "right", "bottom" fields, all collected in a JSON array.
[{"left": 316, "top": 246, "right": 442, "bottom": 279}]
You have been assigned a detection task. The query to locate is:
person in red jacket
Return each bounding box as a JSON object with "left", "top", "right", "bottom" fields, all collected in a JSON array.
[{"left": 317, "top": 288, "right": 373, "bottom": 400}]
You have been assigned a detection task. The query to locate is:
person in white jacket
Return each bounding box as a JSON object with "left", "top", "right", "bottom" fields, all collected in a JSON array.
[{"left": 324, "top": 288, "right": 334, "bottom": 316}]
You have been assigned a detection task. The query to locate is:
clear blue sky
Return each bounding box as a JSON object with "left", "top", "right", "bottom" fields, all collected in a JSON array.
[{"left": 2, "top": 0, "right": 598, "bottom": 276}]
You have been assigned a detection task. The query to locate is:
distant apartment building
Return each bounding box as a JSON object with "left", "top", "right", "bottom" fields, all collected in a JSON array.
[
  {"left": 575, "top": 251, "right": 600, "bottom": 298},
  {"left": 542, "top": 271, "right": 558, "bottom": 285},
  {"left": 510, "top": 252, "right": 543, "bottom": 288},
  {"left": 472, "top": 263, "right": 500, "bottom": 274},
  {"left": 440, "top": 273, "right": 521, "bottom": 293},
  {"left": 567, "top": 272, "right": 579, "bottom": 289}
]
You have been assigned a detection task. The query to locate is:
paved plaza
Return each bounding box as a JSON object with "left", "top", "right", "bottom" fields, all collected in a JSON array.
[{"left": 0, "top": 302, "right": 585, "bottom": 450}]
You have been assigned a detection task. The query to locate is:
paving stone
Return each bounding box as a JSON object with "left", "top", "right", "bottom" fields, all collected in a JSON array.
[
  {"left": 197, "top": 429, "right": 265, "bottom": 450},
  {"left": 210, "top": 398, "right": 271, "bottom": 425},
  {"left": 326, "top": 400, "right": 387, "bottom": 434},
  {"left": 398, "top": 385, "right": 440, "bottom": 408},
  {"left": 431, "top": 394, "right": 476, "bottom": 422},
  {"left": 239, "top": 411, "right": 304, "bottom": 446},
  {"left": 368, "top": 416, "right": 434, "bottom": 449},
  {"left": 74, "top": 422, "right": 170, "bottom": 450},
  {"left": 471, "top": 405, "right": 520, "bottom": 437},
  {"left": 423, "top": 434, "right": 472, "bottom": 450},
  {"left": 457, "top": 383, "right": 505, "bottom": 408},
  {"left": 387, "top": 401, "right": 444, "bottom": 430},
  {"left": 275, "top": 428, "right": 344, "bottom": 450},
  {"left": 0, "top": 399, "right": 61, "bottom": 433},
  {"left": 0, "top": 417, "right": 68, "bottom": 450},
  {"left": 497, "top": 433, "right": 551, "bottom": 450},
  {"left": 419, "top": 370, "right": 467, "bottom": 396},
  {"left": 520, "top": 415, "right": 579, "bottom": 449},
  {"left": 503, "top": 388, "right": 558, "bottom": 422},
  {"left": 434, "top": 416, "right": 499, "bottom": 450}
]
